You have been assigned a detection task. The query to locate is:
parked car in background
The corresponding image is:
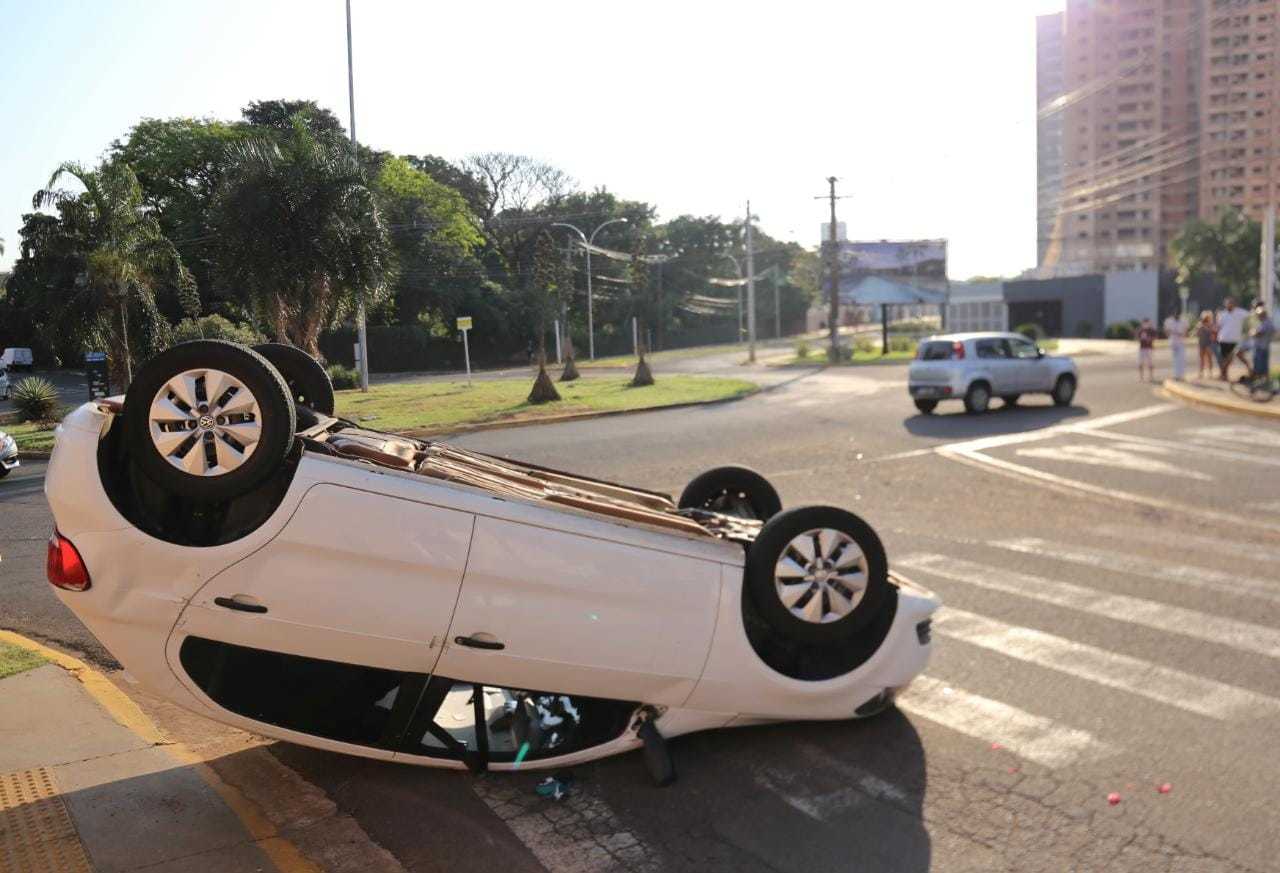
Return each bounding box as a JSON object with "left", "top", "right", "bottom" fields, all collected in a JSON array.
[
  {"left": 0, "top": 366, "right": 9, "bottom": 401},
  {"left": 907, "top": 332, "right": 1078, "bottom": 415},
  {"left": 1, "top": 348, "right": 34, "bottom": 372},
  {"left": 0, "top": 429, "right": 17, "bottom": 478}
]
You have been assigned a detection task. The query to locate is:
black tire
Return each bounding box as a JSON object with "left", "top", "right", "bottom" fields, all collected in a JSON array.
[
  {"left": 1001, "top": 394, "right": 1020, "bottom": 407},
  {"left": 913, "top": 399, "right": 937, "bottom": 414},
  {"left": 745, "top": 505, "right": 890, "bottom": 647},
  {"left": 963, "top": 381, "right": 991, "bottom": 414},
  {"left": 678, "top": 465, "right": 782, "bottom": 521},
  {"left": 124, "top": 340, "right": 295, "bottom": 502},
  {"left": 0, "top": 466, "right": 10, "bottom": 479},
  {"left": 253, "top": 343, "right": 335, "bottom": 416},
  {"left": 1052, "top": 374, "right": 1076, "bottom": 407}
]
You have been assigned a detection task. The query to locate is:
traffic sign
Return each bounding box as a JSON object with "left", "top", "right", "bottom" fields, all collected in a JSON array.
[{"left": 457, "top": 316, "right": 473, "bottom": 331}]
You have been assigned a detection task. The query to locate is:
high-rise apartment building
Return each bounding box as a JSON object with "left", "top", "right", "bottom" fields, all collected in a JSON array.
[
  {"left": 1036, "top": 0, "right": 1279, "bottom": 277},
  {"left": 1037, "top": 12, "right": 1067, "bottom": 269}
]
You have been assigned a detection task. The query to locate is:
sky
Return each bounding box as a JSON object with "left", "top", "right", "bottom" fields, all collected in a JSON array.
[{"left": 0, "top": 0, "right": 1064, "bottom": 279}]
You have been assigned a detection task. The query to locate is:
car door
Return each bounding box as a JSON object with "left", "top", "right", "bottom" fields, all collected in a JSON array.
[
  {"left": 167, "top": 483, "right": 474, "bottom": 752},
  {"left": 433, "top": 515, "right": 722, "bottom": 707},
  {"left": 973, "top": 338, "right": 1015, "bottom": 394},
  {"left": 1007, "top": 336, "right": 1051, "bottom": 391}
]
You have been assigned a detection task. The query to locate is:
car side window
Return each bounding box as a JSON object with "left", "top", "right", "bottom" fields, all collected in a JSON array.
[
  {"left": 1009, "top": 338, "right": 1040, "bottom": 359},
  {"left": 975, "top": 339, "right": 1008, "bottom": 359}
]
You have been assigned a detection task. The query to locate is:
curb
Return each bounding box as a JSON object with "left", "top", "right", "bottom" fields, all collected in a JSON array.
[
  {"left": 0, "top": 630, "right": 321, "bottom": 873},
  {"left": 1160, "top": 379, "right": 1280, "bottom": 420},
  {"left": 397, "top": 384, "right": 762, "bottom": 439},
  {"left": 17, "top": 450, "right": 52, "bottom": 460}
]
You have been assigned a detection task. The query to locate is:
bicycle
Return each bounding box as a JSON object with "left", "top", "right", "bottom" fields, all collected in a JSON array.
[{"left": 1229, "top": 370, "right": 1279, "bottom": 402}]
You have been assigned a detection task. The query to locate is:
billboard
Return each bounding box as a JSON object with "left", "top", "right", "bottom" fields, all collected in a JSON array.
[{"left": 837, "top": 240, "right": 947, "bottom": 281}]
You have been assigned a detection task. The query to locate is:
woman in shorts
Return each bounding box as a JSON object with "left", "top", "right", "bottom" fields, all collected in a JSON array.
[{"left": 1196, "top": 310, "right": 1216, "bottom": 379}]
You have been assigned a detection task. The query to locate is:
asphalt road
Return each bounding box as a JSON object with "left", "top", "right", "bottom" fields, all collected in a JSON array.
[{"left": 4, "top": 349, "right": 1280, "bottom": 872}]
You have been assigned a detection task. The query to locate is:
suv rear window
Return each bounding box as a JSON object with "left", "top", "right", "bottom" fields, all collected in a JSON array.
[{"left": 917, "top": 341, "right": 954, "bottom": 361}]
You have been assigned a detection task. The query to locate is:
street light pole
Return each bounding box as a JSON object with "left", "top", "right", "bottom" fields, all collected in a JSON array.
[
  {"left": 552, "top": 217, "right": 628, "bottom": 360},
  {"left": 346, "top": 0, "right": 369, "bottom": 392},
  {"left": 745, "top": 201, "right": 757, "bottom": 363},
  {"left": 722, "top": 253, "right": 743, "bottom": 342}
]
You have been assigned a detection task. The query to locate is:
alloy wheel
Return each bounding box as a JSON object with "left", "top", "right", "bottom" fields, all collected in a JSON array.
[
  {"left": 773, "top": 527, "right": 868, "bottom": 624},
  {"left": 148, "top": 368, "right": 262, "bottom": 476}
]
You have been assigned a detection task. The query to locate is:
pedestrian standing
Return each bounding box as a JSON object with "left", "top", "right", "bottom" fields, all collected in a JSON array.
[
  {"left": 1216, "top": 297, "right": 1247, "bottom": 381},
  {"left": 1251, "top": 303, "right": 1274, "bottom": 380},
  {"left": 1196, "top": 310, "right": 1216, "bottom": 379},
  {"left": 1137, "top": 318, "right": 1157, "bottom": 382},
  {"left": 1163, "top": 308, "right": 1188, "bottom": 381}
]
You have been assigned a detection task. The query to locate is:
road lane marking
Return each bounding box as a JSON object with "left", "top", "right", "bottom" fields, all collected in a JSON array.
[
  {"left": 934, "top": 608, "right": 1280, "bottom": 720},
  {"left": 1088, "top": 525, "right": 1280, "bottom": 564},
  {"left": 472, "top": 778, "right": 660, "bottom": 873},
  {"left": 936, "top": 403, "right": 1177, "bottom": 455},
  {"left": 897, "top": 676, "right": 1118, "bottom": 768},
  {"left": 1084, "top": 428, "right": 1280, "bottom": 468},
  {"left": 935, "top": 447, "right": 1280, "bottom": 535},
  {"left": 896, "top": 554, "right": 1280, "bottom": 659},
  {"left": 752, "top": 742, "right": 912, "bottom": 823},
  {"left": 1181, "top": 425, "right": 1280, "bottom": 450},
  {"left": 993, "top": 537, "right": 1280, "bottom": 605},
  {"left": 1015, "top": 443, "right": 1212, "bottom": 480}
]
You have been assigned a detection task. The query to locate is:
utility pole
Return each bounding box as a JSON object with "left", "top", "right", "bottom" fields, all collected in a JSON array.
[
  {"left": 745, "top": 201, "right": 757, "bottom": 363},
  {"left": 824, "top": 177, "right": 841, "bottom": 358},
  {"left": 1263, "top": 204, "right": 1276, "bottom": 313},
  {"left": 346, "top": 0, "right": 369, "bottom": 392},
  {"left": 773, "top": 269, "right": 781, "bottom": 339}
]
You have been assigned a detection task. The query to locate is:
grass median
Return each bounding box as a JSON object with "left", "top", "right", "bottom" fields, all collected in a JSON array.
[
  {"left": 6, "top": 420, "right": 59, "bottom": 453},
  {"left": 336, "top": 374, "right": 758, "bottom": 433},
  {"left": 0, "top": 640, "right": 47, "bottom": 680}
]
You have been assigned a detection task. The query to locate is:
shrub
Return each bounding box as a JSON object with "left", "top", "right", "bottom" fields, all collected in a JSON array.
[
  {"left": 326, "top": 364, "right": 359, "bottom": 390},
  {"left": 888, "top": 335, "right": 915, "bottom": 353},
  {"left": 795, "top": 340, "right": 811, "bottom": 359},
  {"left": 172, "top": 315, "right": 264, "bottom": 347},
  {"left": 12, "top": 377, "right": 60, "bottom": 422},
  {"left": 827, "top": 344, "right": 853, "bottom": 363},
  {"left": 1105, "top": 321, "right": 1136, "bottom": 340},
  {"left": 853, "top": 336, "right": 876, "bottom": 355},
  {"left": 1015, "top": 322, "right": 1046, "bottom": 341}
]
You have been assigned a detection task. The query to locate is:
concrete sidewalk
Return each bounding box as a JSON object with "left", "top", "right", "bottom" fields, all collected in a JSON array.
[{"left": 0, "top": 631, "right": 400, "bottom": 873}]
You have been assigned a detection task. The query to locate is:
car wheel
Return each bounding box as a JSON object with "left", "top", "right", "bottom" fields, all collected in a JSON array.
[
  {"left": 123, "top": 340, "right": 296, "bottom": 501},
  {"left": 0, "top": 466, "right": 10, "bottom": 479},
  {"left": 1052, "top": 374, "right": 1076, "bottom": 407},
  {"left": 1001, "top": 394, "right": 1020, "bottom": 407},
  {"left": 913, "top": 399, "right": 937, "bottom": 414},
  {"left": 252, "top": 343, "right": 335, "bottom": 416},
  {"left": 963, "top": 382, "right": 991, "bottom": 414},
  {"left": 679, "top": 465, "right": 782, "bottom": 520},
  {"left": 745, "top": 505, "right": 890, "bottom": 647}
]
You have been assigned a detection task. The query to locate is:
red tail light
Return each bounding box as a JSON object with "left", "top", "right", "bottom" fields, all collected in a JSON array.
[
  {"left": 951, "top": 341, "right": 965, "bottom": 360},
  {"left": 47, "top": 531, "right": 91, "bottom": 591}
]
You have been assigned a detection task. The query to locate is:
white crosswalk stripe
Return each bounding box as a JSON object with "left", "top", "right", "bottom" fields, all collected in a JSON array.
[
  {"left": 897, "top": 676, "right": 1118, "bottom": 768},
  {"left": 933, "top": 608, "right": 1280, "bottom": 720},
  {"left": 992, "top": 537, "right": 1280, "bottom": 604},
  {"left": 896, "top": 553, "right": 1280, "bottom": 658},
  {"left": 1088, "top": 524, "right": 1280, "bottom": 564}
]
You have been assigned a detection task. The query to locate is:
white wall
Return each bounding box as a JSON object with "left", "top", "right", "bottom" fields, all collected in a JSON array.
[{"left": 1104, "top": 270, "right": 1158, "bottom": 325}]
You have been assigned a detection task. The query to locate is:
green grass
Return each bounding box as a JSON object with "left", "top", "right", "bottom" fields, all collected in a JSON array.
[
  {"left": 0, "top": 641, "right": 47, "bottom": 680},
  {"left": 335, "top": 374, "right": 758, "bottom": 433},
  {"left": 6, "top": 420, "right": 58, "bottom": 452},
  {"left": 773, "top": 348, "right": 918, "bottom": 367}
]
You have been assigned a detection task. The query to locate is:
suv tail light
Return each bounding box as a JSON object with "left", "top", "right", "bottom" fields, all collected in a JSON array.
[
  {"left": 951, "top": 341, "right": 965, "bottom": 360},
  {"left": 47, "top": 531, "right": 91, "bottom": 591}
]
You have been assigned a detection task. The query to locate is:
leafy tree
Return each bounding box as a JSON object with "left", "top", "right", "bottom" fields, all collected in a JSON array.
[
  {"left": 241, "top": 99, "right": 346, "bottom": 138},
  {"left": 405, "top": 155, "right": 490, "bottom": 218},
  {"left": 30, "top": 161, "right": 196, "bottom": 385},
  {"left": 211, "top": 119, "right": 390, "bottom": 357},
  {"left": 374, "top": 156, "right": 484, "bottom": 327},
  {"left": 1170, "top": 210, "right": 1271, "bottom": 304}
]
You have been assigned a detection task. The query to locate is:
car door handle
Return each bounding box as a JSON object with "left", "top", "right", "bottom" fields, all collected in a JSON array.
[
  {"left": 454, "top": 635, "right": 505, "bottom": 651},
  {"left": 213, "top": 596, "right": 268, "bottom": 614}
]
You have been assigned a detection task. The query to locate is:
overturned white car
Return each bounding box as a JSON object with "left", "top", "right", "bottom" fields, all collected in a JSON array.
[{"left": 44, "top": 341, "right": 938, "bottom": 782}]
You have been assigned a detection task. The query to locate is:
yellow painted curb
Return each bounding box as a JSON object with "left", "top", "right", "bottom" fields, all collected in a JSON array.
[
  {"left": 0, "top": 631, "right": 320, "bottom": 873},
  {"left": 1160, "top": 379, "right": 1280, "bottom": 420}
]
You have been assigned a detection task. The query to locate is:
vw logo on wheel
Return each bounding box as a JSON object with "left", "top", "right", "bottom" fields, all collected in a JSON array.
[{"left": 198, "top": 414, "right": 216, "bottom": 430}]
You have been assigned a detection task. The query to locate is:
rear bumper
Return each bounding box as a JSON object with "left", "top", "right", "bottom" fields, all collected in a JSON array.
[{"left": 908, "top": 384, "right": 956, "bottom": 399}]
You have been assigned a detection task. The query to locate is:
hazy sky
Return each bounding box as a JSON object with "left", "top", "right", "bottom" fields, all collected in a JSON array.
[{"left": 0, "top": 0, "right": 1063, "bottom": 278}]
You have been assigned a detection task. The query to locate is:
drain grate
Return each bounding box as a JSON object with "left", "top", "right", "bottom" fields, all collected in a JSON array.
[{"left": 0, "top": 767, "right": 92, "bottom": 873}]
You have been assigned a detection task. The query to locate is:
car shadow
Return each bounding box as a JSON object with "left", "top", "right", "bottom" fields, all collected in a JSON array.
[
  {"left": 903, "top": 402, "right": 1088, "bottom": 440},
  {"left": 271, "top": 710, "right": 930, "bottom": 873}
]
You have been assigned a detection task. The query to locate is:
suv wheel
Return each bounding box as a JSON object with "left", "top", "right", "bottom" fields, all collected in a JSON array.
[{"left": 1052, "top": 374, "right": 1076, "bottom": 407}]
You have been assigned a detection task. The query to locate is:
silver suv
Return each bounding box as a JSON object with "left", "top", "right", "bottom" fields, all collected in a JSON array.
[{"left": 907, "top": 332, "right": 1078, "bottom": 414}]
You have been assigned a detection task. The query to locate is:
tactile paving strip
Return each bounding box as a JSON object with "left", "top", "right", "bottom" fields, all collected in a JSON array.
[{"left": 0, "top": 767, "right": 92, "bottom": 873}]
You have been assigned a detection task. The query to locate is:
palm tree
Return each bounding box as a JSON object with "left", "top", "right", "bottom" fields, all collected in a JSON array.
[
  {"left": 35, "top": 162, "right": 195, "bottom": 386},
  {"left": 212, "top": 118, "right": 390, "bottom": 357},
  {"left": 526, "top": 232, "right": 562, "bottom": 403}
]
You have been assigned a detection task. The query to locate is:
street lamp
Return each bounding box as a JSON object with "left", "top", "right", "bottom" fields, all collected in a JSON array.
[{"left": 551, "top": 217, "right": 628, "bottom": 360}]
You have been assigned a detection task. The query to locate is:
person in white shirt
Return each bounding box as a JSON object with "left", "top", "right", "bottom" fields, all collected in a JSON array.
[
  {"left": 1216, "top": 297, "right": 1247, "bottom": 380},
  {"left": 1163, "top": 309, "right": 1189, "bottom": 380}
]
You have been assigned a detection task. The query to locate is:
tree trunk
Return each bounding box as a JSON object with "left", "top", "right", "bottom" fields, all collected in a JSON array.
[
  {"left": 560, "top": 333, "right": 579, "bottom": 382},
  {"left": 528, "top": 353, "right": 561, "bottom": 403},
  {"left": 631, "top": 335, "right": 654, "bottom": 387}
]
